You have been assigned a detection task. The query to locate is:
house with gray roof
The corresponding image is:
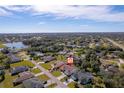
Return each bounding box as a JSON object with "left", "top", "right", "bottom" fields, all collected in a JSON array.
[
  {"left": 13, "top": 72, "right": 34, "bottom": 86},
  {"left": 42, "top": 56, "right": 55, "bottom": 63},
  {"left": 71, "top": 71, "right": 93, "bottom": 85},
  {"left": 22, "top": 78, "right": 45, "bottom": 88},
  {"left": 11, "top": 66, "right": 29, "bottom": 76}
]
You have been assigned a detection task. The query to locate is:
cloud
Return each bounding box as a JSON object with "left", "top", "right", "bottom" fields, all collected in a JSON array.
[
  {"left": 38, "top": 21, "right": 45, "bottom": 25},
  {"left": 2, "top": 5, "right": 31, "bottom": 12},
  {"left": 30, "top": 5, "right": 124, "bottom": 22},
  {"left": 0, "top": 5, "right": 124, "bottom": 22},
  {"left": 80, "top": 24, "right": 89, "bottom": 27},
  {"left": 0, "top": 7, "right": 12, "bottom": 16}
]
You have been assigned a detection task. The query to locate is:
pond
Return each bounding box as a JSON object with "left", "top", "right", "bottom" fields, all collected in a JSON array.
[{"left": 4, "top": 42, "right": 28, "bottom": 49}]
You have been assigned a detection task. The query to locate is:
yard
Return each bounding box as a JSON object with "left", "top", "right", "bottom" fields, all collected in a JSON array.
[
  {"left": 0, "top": 70, "right": 18, "bottom": 88},
  {"left": 56, "top": 55, "right": 66, "bottom": 61},
  {"left": 47, "top": 83, "right": 57, "bottom": 88},
  {"left": 37, "top": 74, "right": 50, "bottom": 81},
  {"left": 0, "top": 43, "right": 6, "bottom": 48},
  {"left": 10, "top": 60, "right": 35, "bottom": 68},
  {"left": 40, "top": 63, "right": 52, "bottom": 70},
  {"left": 31, "top": 68, "right": 41, "bottom": 74},
  {"left": 67, "top": 81, "right": 77, "bottom": 88},
  {"left": 51, "top": 71, "right": 62, "bottom": 77},
  {"left": 60, "top": 76, "right": 68, "bottom": 82}
]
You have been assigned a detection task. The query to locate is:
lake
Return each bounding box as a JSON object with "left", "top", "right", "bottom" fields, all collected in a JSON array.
[{"left": 4, "top": 42, "right": 28, "bottom": 49}]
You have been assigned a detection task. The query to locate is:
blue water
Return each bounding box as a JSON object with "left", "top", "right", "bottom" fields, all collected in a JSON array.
[{"left": 4, "top": 42, "right": 28, "bottom": 49}]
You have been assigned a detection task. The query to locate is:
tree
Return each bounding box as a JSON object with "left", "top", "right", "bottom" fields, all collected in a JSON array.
[{"left": 0, "top": 70, "right": 5, "bottom": 82}]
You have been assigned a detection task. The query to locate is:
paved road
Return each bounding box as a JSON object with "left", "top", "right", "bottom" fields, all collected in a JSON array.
[
  {"left": 105, "top": 38, "right": 124, "bottom": 67},
  {"left": 31, "top": 60, "right": 68, "bottom": 88},
  {"left": 106, "top": 38, "right": 124, "bottom": 51}
]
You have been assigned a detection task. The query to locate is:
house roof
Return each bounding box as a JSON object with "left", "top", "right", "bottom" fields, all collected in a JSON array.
[
  {"left": 77, "top": 71, "right": 93, "bottom": 80},
  {"left": 7, "top": 53, "right": 21, "bottom": 63},
  {"left": 23, "top": 78, "right": 44, "bottom": 88},
  {"left": 43, "top": 56, "right": 55, "bottom": 62},
  {"left": 54, "top": 62, "right": 65, "bottom": 68},
  {"left": 62, "top": 65, "right": 76, "bottom": 76},
  {"left": 13, "top": 72, "right": 34, "bottom": 83},
  {"left": 11, "top": 66, "right": 28, "bottom": 75}
]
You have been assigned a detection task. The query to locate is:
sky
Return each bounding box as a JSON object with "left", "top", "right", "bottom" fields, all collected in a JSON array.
[{"left": 0, "top": 5, "right": 124, "bottom": 33}]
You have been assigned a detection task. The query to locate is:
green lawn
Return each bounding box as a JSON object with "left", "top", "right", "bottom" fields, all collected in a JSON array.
[
  {"left": 47, "top": 83, "right": 57, "bottom": 88},
  {"left": 56, "top": 55, "right": 66, "bottom": 61},
  {"left": 40, "top": 63, "right": 52, "bottom": 70},
  {"left": 37, "top": 74, "right": 50, "bottom": 81},
  {"left": 120, "top": 64, "right": 124, "bottom": 69},
  {"left": 0, "top": 70, "right": 18, "bottom": 88},
  {"left": 51, "top": 71, "right": 62, "bottom": 77},
  {"left": 0, "top": 43, "right": 6, "bottom": 48},
  {"left": 67, "top": 82, "right": 77, "bottom": 88},
  {"left": 31, "top": 68, "right": 41, "bottom": 74},
  {"left": 60, "top": 76, "right": 68, "bottom": 82},
  {"left": 11, "top": 60, "right": 35, "bottom": 68}
]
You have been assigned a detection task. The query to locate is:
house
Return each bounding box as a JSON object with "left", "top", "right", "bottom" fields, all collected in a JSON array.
[
  {"left": 58, "top": 51, "right": 67, "bottom": 55},
  {"left": 60, "top": 64, "right": 76, "bottom": 76},
  {"left": 53, "top": 61, "right": 65, "bottom": 70},
  {"left": 22, "top": 78, "right": 45, "bottom": 88},
  {"left": 70, "top": 70, "right": 79, "bottom": 81},
  {"left": 7, "top": 53, "right": 21, "bottom": 64},
  {"left": 0, "top": 48, "right": 3, "bottom": 51},
  {"left": 11, "top": 66, "right": 29, "bottom": 76},
  {"left": 42, "top": 56, "right": 55, "bottom": 63},
  {"left": 0, "top": 66, "right": 5, "bottom": 70},
  {"left": 35, "top": 52, "right": 44, "bottom": 57},
  {"left": 13, "top": 72, "right": 34, "bottom": 86},
  {"left": 71, "top": 71, "right": 93, "bottom": 85}
]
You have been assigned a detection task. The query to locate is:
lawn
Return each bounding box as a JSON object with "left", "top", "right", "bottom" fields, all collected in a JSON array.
[
  {"left": 11, "top": 60, "right": 35, "bottom": 67},
  {"left": 31, "top": 68, "right": 41, "bottom": 74},
  {"left": 56, "top": 55, "right": 66, "bottom": 61},
  {"left": 120, "top": 64, "right": 124, "bottom": 69},
  {"left": 10, "top": 60, "right": 35, "bottom": 68},
  {"left": 37, "top": 74, "right": 50, "bottom": 81},
  {"left": 67, "top": 82, "right": 77, "bottom": 88},
  {"left": 51, "top": 71, "right": 62, "bottom": 77},
  {"left": 47, "top": 83, "right": 57, "bottom": 88},
  {"left": 0, "top": 70, "right": 18, "bottom": 88},
  {"left": 60, "top": 76, "right": 68, "bottom": 82},
  {"left": 40, "top": 63, "right": 52, "bottom": 70},
  {"left": 0, "top": 43, "right": 6, "bottom": 48}
]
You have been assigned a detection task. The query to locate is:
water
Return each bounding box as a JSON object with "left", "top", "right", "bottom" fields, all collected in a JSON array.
[{"left": 4, "top": 42, "right": 28, "bottom": 49}]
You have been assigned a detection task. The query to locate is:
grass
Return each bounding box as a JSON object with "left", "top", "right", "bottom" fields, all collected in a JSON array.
[
  {"left": 40, "top": 63, "right": 52, "bottom": 70},
  {"left": 31, "top": 68, "right": 41, "bottom": 74},
  {"left": 51, "top": 71, "right": 62, "bottom": 77},
  {"left": 0, "top": 70, "right": 18, "bottom": 88},
  {"left": 60, "top": 76, "right": 68, "bottom": 82},
  {"left": 10, "top": 60, "right": 35, "bottom": 68},
  {"left": 67, "top": 82, "right": 77, "bottom": 88},
  {"left": 120, "top": 64, "right": 124, "bottom": 69},
  {"left": 56, "top": 55, "right": 66, "bottom": 61},
  {"left": 47, "top": 83, "right": 57, "bottom": 88},
  {"left": 37, "top": 74, "right": 50, "bottom": 81},
  {"left": 0, "top": 44, "right": 6, "bottom": 48}
]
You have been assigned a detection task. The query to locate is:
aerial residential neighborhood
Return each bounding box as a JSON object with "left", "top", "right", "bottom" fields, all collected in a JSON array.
[
  {"left": 0, "top": 5, "right": 124, "bottom": 88},
  {"left": 0, "top": 33, "right": 124, "bottom": 88}
]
